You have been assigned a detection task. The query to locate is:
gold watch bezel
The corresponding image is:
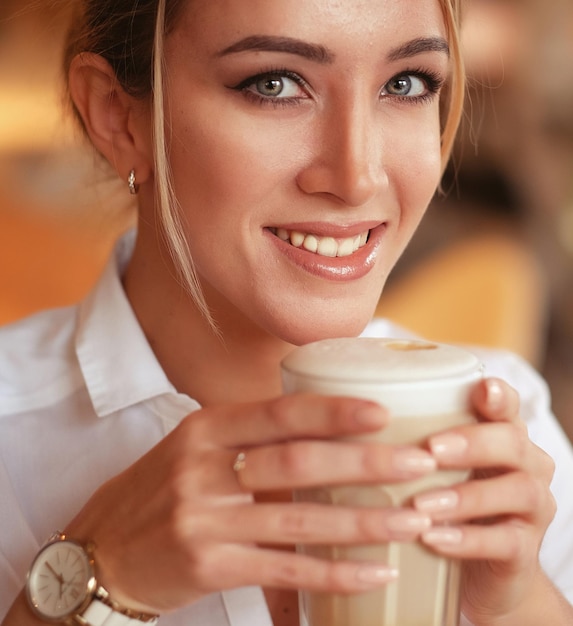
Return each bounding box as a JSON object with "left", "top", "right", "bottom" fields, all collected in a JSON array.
[{"left": 26, "top": 533, "right": 98, "bottom": 623}]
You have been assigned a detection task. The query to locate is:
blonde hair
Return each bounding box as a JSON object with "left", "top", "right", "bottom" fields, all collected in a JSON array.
[{"left": 67, "top": 0, "right": 466, "bottom": 326}]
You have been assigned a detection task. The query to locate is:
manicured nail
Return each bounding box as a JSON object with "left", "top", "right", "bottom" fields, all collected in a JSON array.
[
  {"left": 486, "top": 379, "right": 504, "bottom": 411},
  {"left": 355, "top": 404, "right": 387, "bottom": 426},
  {"left": 393, "top": 449, "right": 437, "bottom": 475},
  {"left": 387, "top": 511, "right": 432, "bottom": 535},
  {"left": 422, "top": 527, "right": 463, "bottom": 546},
  {"left": 356, "top": 564, "right": 399, "bottom": 585},
  {"left": 414, "top": 489, "right": 459, "bottom": 513},
  {"left": 429, "top": 433, "right": 468, "bottom": 460}
]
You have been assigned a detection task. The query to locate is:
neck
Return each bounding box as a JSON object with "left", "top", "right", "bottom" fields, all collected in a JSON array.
[{"left": 123, "top": 233, "right": 294, "bottom": 407}]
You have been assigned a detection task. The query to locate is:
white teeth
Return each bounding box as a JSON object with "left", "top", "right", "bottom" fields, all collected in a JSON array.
[
  {"left": 337, "top": 237, "right": 355, "bottom": 257},
  {"left": 290, "top": 231, "right": 305, "bottom": 247},
  {"left": 317, "top": 237, "right": 338, "bottom": 258},
  {"left": 302, "top": 235, "right": 318, "bottom": 253},
  {"left": 273, "top": 228, "right": 370, "bottom": 258}
]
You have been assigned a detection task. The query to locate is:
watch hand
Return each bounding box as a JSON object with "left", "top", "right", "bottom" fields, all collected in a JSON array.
[{"left": 45, "top": 562, "right": 64, "bottom": 584}]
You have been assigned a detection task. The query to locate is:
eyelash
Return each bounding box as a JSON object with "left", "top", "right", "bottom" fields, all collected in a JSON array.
[{"left": 231, "top": 66, "right": 445, "bottom": 108}]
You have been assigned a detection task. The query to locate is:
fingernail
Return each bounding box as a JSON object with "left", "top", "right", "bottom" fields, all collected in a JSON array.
[
  {"left": 422, "top": 527, "right": 463, "bottom": 545},
  {"left": 356, "top": 564, "right": 399, "bottom": 584},
  {"left": 354, "top": 404, "right": 387, "bottom": 426},
  {"left": 387, "top": 511, "right": 432, "bottom": 535},
  {"left": 393, "top": 449, "right": 437, "bottom": 475},
  {"left": 486, "top": 379, "right": 504, "bottom": 411},
  {"left": 414, "top": 489, "right": 459, "bottom": 513},
  {"left": 429, "top": 433, "right": 468, "bottom": 460}
]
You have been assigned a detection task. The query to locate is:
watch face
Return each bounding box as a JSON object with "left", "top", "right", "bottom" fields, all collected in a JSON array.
[{"left": 27, "top": 539, "right": 96, "bottom": 620}]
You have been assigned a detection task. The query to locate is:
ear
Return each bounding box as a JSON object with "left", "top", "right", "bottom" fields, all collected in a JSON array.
[{"left": 68, "top": 53, "right": 154, "bottom": 187}]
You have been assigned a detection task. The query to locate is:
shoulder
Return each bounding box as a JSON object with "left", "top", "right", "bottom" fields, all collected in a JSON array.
[{"left": 0, "top": 305, "right": 83, "bottom": 416}]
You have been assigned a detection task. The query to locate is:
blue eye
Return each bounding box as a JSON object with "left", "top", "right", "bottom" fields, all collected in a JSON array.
[
  {"left": 382, "top": 70, "right": 444, "bottom": 102},
  {"left": 385, "top": 75, "right": 425, "bottom": 97},
  {"left": 252, "top": 75, "right": 302, "bottom": 98},
  {"left": 233, "top": 70, "right": 310, "bottom": 106}
]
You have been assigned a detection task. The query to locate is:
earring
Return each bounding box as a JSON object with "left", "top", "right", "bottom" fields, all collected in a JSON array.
[{"left": 128, "top": 169, "right": 139, "bottom": 195}]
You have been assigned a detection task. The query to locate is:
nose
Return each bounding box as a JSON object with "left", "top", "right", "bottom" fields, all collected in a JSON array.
[{"left": 296, "top": 100, "right": 388, "bottom": 207}]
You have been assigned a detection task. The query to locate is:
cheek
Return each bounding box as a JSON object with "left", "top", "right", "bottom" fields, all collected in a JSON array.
[
  {"left": 392, "top": 113, "right": 443, "bottom": 224},
  {"left": 168, "top": 107, "right": 290, "bottom": 214}
]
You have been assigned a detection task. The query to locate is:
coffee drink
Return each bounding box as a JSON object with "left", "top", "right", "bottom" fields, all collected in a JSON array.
[{"left": 281, "top": 338, "right": 483, "bottom": 626}]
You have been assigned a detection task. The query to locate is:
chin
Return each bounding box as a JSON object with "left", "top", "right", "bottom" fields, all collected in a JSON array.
[{"left": 269, "top": 307, "right": 375, "bottom": 347}]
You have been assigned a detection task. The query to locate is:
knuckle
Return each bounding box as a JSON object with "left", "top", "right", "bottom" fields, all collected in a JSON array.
[
  {"left": 547, "top": 491, "right": 558, "bottom": 522},
  {"left": 277, "top": 506, "right": 318, "bottom": 540},
  {"left": 325, "top": 562, "right": 354, "bottom": 593},
  {"left": 516, "top": 472, "right": 543, "bottom": 510},
  {"left": 504, "top": 525, "right": 530, "bottom": 563},
  {"left": 539, "top": 448, "right": 556, "bottom": 480},
  {"left": 269, "top": 559, "right": 304, "bottom": 588},
  {"left": 178, "top": 411, "right": 208, "bottom": 448},
  {"left": 278, "top": 442, "right": 315, "bottom": 479},
  {"left": 266, "top": 395, "right": 299, "bottom": 431},
  {"left": 185, "top": 545, "right": 217, "bottom": 584},
  {"left": 361, "top": 444, "right": 386, "bottom": 477},
  {"left": 356, "top": 510, "right": 385, "bottom": 541}
]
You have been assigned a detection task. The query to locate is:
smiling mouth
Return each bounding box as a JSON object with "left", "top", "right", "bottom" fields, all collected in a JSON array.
[{"left": 269, "top": 227, "right": 370, "bottom": 258}]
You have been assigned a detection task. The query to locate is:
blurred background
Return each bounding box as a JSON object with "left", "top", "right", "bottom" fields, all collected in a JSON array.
[{"left": 0, "top": 1, "right": 572, "bottom": 441}]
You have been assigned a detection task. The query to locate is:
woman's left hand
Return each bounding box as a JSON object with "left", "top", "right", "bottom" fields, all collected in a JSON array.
[{"left": 413, "top": 377, "right": 557, "bottom": 625}]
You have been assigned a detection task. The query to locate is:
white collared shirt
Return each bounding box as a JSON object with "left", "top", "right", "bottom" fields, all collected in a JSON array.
[{"left": 1, "top": 232, "right": 572, "bottom": 625}]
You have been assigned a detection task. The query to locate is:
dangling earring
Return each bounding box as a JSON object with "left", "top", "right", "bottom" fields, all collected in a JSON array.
[{"left": 128, "top": 169, "right": 139, "bottom": 195}]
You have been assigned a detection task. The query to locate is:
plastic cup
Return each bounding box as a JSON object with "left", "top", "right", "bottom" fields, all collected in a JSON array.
[{"left": 281, "top": 337, "right": 483, "bottom": 626}]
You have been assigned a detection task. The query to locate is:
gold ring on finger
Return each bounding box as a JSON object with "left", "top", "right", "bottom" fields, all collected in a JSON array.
[{"left": 232, "top": 450, "right": 248, "bottom": 490}]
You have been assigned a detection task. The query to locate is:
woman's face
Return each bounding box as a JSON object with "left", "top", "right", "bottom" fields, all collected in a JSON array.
[{"left": 160, "top": 0, "right": 449, "bottom": 344}]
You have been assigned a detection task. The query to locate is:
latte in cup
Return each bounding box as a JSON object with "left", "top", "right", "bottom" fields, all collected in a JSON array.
[{"left": 281, "top": 338, "right": 483, "bottom": 626}]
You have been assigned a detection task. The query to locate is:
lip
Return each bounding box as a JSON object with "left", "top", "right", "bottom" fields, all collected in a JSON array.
[{"left": 265, "top": 220, "right": 387, "bottom": 282}]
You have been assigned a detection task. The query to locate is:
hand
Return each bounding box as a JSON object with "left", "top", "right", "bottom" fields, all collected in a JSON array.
[
  {"left": 64, "top": 394, "right": 436, "bottom": 614},
  {"left": 413, "top": 377, "right": 557, "bottom": 625}
]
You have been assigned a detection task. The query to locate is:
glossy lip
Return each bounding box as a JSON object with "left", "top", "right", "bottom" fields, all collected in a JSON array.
[{"left": 264, "top": 220, "right": 387, "bottom": 281}]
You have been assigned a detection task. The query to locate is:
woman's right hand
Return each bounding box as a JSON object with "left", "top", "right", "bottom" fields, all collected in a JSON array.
[{"left": 64, "top": 394, "right": 436, "bottom": 615}]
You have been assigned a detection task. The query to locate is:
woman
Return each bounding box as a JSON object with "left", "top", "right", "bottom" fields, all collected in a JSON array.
[{"left": 1, "top": 0, "right": 572, "bottom": 624}]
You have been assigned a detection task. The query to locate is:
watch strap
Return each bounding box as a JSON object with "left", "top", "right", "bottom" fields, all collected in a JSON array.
[
  {"left": 74, "top": 587, "right": 159, "bottom": 626},
  {"left": 79, "top": 598, "right": 158, "bottom": 625}
]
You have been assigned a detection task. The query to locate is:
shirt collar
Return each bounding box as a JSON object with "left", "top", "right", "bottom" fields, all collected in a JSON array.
[{"left": 75, "top": 231, "right": 177, "bottom": 418}]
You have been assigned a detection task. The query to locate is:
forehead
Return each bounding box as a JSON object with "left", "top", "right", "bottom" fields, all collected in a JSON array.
[{"left": 173, "top": 0, "right": 447, "bottom": 58}]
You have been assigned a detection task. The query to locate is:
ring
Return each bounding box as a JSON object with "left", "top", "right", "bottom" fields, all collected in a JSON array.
[
  {"left": 232, "top": 451, "right": 247, "bottom": 490},
  {"left": 232, "top": 451, "right": 247, "bottom": 474}
]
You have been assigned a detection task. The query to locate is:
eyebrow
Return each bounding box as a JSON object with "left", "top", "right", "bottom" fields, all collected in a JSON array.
[
  {"left": 217, "top": 35, "right": 450, "bottom": 64},
  {"left": 217, "top": 36, "right": 334, "bottom": 64},
  {"left": 387, "top": 37, "right": 450, "bottom": 61}
]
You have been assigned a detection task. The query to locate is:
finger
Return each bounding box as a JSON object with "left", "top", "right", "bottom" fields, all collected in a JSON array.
[
  {"left": 235, "top": 441, "right": 437, "bottom": 491},
  {"left": 189, "top": 503, "right": 432, "bottom": 545},
  {"left": 414, "top": 472, "right": 556, "bottom": 527},
  {"left": 180, "top": 394, "right": 389, "bottom": 450},
  {"left": 426, "top": 421, "right": 553, "bottom": 476},
  {"left": 470, "top": 378, "right": 520, "bottom": 423},
  {"left": 419, "top": 520, "right": 537, "bottom": 566},
  {"left": 186, "top": 543, "right": 399, "bottom": 594}
]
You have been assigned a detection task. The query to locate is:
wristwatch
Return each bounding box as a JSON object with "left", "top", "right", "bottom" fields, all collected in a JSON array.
[{"left": 26, "top": 532, "right": 159, "bottom": 625}]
